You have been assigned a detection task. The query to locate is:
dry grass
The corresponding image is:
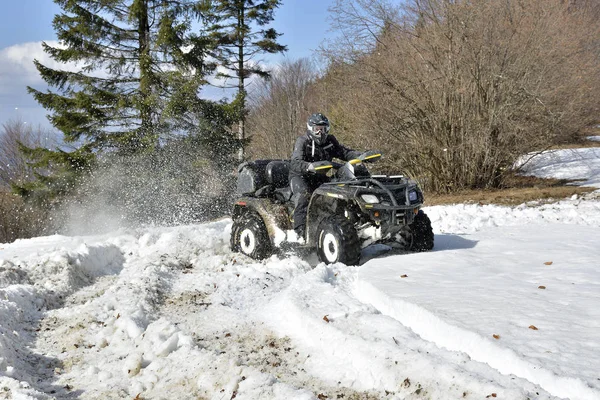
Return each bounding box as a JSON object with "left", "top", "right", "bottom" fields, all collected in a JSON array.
[
  {"left": 549, "top": 142, "right": 600, "bottom": 150},
  {"left": 550, "top": 127, "right": 600, "bottom": 149},
  {"left": 425, "top": 175, "right": 596, "bottom": 206}
]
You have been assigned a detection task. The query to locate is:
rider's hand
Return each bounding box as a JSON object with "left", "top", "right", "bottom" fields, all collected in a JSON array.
[{"left": 307, "top": 161, "right": 333, "bottom": 174}]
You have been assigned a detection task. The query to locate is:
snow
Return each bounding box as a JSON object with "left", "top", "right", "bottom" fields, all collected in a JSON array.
[
  {"left": 1, "top": 147, "right": 600, "bottom": 399},
  {"left": 357, "top": 225, "right": 600, "bottom": 400},
  {"left": 518, "top": 147, "right": 600, "bottom": 188}
]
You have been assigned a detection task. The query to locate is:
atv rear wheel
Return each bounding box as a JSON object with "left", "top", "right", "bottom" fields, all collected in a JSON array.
[
  {"left": 231, "top": 213, "right": 272, "bottom": 260},
  {"left": 316, "top": 215, "right": 361, "bottom": 265},
  {"left": 409, "top": 210, "right": 434, "bottom": 252}
]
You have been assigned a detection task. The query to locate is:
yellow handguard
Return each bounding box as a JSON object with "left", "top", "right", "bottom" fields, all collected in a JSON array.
[{"left": 363, "top": 153, "right": 382, "bottom": 162}]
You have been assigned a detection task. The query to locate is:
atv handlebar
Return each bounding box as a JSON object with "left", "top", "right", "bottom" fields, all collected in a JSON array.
[
  {"left": 307, "top": 161, "right": 334, "bottom": 174},
  {"left": 358, "top": 150, "right": 382, "bottom": 163},
  {"left": 334, "top": 150, "right": 382, "bottom": 169},
  {"left": 307, "top": 151, "right": 381, "bottom": 174}
]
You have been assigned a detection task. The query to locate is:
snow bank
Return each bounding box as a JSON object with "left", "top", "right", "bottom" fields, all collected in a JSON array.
[
  {"left": 0, "top": 240, "right": 126, "bottom": 398},
  {"left": 427, "top": 196, "right": 600, "bottom": 234}
]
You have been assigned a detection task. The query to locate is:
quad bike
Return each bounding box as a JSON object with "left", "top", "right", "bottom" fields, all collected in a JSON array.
[{"left": 230, "top": 152, "right": 434, "bottom": 265}]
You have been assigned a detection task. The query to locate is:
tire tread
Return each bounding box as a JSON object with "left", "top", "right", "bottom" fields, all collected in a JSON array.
[
  {"left": 317, "top": 215, "right": 361, "bottom": 265},
  {"left": 231, "top": 213, "right": 272, "bottom": 259},
  {"left": 409, "top": 210, "right": 434, "bottom": 252}
]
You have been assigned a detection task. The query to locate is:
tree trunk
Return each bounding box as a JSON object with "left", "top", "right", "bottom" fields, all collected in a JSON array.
[
  {"left": 137, "top": 0, "right": 152, "bottom": 150},
  {"left": 237, "top": 4, "right": 245, "bottom": 161}
]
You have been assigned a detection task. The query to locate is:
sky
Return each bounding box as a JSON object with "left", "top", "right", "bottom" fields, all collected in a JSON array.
[
  {"left": 0, "top": 0, "right": 336, "bottom": 130},
  {"left": 0, "top": 145, "right": 599, "bottom": 399}
]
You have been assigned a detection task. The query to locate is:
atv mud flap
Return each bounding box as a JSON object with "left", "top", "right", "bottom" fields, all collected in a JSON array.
[{"left": 233, "top": 197, "right": 293, "bottom": 245}]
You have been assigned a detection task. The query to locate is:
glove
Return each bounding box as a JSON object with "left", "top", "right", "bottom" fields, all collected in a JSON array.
[
  {"left": 307, "top": 161, "right": 333, "bottom": 174},
  {"left": 359, "top": 150, "right": 382, "bottom": 163}
]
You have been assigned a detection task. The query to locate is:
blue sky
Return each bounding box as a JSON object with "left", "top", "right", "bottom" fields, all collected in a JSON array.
[{"left": 0, "top": 0, "right": 335, "bottom": 129}]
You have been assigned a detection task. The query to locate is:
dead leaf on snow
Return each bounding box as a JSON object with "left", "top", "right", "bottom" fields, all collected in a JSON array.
[
  {"left": 317, "top": 394, "right": 328, "bottom": 399},
  {"left": 538, "top": 285, "right": 546, "bottom": 289},
  {"left": 401, "top": 274, "right": 408, "bottom": 278},
  {"left": 529, "top": 325, "right": 539, "bottom": 330},
  {"left": 544, "top": 261, "right": 553, "bottom": 265},
  {"left": 323, "top": 315, "right": 330, "bottom": 323},
  {"left": 486, "top": 394, "right": 497, "bottom": 398},
  {"left": 493, "top": 334, "right": 500, "bottom": 340}
]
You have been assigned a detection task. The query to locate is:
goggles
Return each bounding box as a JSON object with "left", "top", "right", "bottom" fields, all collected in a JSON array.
[{"left": 310, "top": 124, "right": 329, "bottom": 135}]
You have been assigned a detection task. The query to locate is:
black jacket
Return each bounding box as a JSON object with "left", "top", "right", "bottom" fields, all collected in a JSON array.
[{"left": 289, "top": 132, "right": 362, "bottom": 179}]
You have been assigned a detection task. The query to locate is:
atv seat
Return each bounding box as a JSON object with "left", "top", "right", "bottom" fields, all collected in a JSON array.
[
  {"left": 266, "top": 161, "right": 290, "bottom": 188},
  {"left": 266, "top": 161, "right": 292, "bottom": 203}
]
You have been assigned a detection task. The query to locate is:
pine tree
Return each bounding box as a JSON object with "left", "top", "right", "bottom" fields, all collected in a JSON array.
[
  {"left": 201, "top": 0, "right": 287, "bottom": 160},
  {"left": 19, "top": 0, "right": 212, "bottom": 200}
]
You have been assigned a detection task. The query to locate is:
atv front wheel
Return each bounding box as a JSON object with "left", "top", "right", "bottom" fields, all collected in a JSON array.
[
  {"left": 409, "top": 210, "right": 434, "bottom": 252},
  {"left": 231, "top": 213, "right": 272, "bottom": 260},
  {"left": 316, "top": 215, "right": 361, "bottom": 265}
]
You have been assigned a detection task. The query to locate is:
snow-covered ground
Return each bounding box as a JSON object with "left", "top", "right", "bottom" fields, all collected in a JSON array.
[
  {"left": 518, "top": 147, "right": 600, "bottom": 188},
  {"left": 1, "top": 148, "right": 600, "bottom": 400}
]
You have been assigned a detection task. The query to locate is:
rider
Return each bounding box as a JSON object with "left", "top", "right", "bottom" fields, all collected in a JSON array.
[{"left": 289, "top": 113, "right": 363, "bottom": 239}]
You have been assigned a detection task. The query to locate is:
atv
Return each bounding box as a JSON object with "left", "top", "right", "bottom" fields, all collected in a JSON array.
[{"left": 230, "top": 152, "right": 434, "bottom": 265}]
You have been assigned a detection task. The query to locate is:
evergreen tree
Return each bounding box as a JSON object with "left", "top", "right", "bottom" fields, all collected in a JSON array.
[
  {"left": 19, "top": 0, "right": 212, "bottom": 199},
  {"left": 201, "top": 0, "right": 287, "bottom": 160}
]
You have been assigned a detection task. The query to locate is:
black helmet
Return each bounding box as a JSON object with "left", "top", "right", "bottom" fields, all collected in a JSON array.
[{"left": 307, "top": 113, "right": 330, "bottom": 144}]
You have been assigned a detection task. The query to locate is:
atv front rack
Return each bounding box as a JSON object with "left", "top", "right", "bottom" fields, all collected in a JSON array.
[{"left": 316, "top": 176, "right": 423, "bottom": 228}]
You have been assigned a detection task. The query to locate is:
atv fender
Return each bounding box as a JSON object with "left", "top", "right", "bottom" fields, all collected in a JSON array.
[
  {"left": 306, "top": 192, "right": 351, "bottom": 246},
  {"left": 233, "top": 197, "right": 292, "bottom": 244}
]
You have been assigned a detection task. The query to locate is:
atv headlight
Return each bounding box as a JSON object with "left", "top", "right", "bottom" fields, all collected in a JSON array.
[
  {"left": 408, "top": 190, "right": 418, "bottom": 202},
  {"left": 361, "top": 194, "right": 380, "bottom": 204}
]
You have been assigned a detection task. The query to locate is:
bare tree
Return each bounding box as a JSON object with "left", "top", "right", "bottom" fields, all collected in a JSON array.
[
  {"left": 322, "top": 0, "right": 600, "bottom": 192},
  {"left": 0, "top": 191, "right": 51, "bottom": 244},
  {"left": 247, "top": 58, "right": 318, "bottom": 158},
  {"left": 0, "top": 120, "right": 56, "bottom": 243},
  {"left": 0, "top": 119, "right": 55, "bottom": 189}
]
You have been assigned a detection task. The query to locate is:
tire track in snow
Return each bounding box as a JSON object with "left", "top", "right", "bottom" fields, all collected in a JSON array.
[
  {"left": 0, "top": 243, "right": 125, "bottom": 398},
  {"left": 149, "top": 241, "right": 396, "bottom": 400},
  {"left": 354, "top": 278, "right": 600, "bottom": 400},
  {"left": 31, "top": 228, "right": 212, "bottom": 399},
  {"left": 261, "top": 264, "right": 558, "bottom": 399}
]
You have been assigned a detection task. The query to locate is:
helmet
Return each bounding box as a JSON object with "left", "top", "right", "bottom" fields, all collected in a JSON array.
[{"left": 307, "top": 113, "right": 330, "bottom": 144}]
